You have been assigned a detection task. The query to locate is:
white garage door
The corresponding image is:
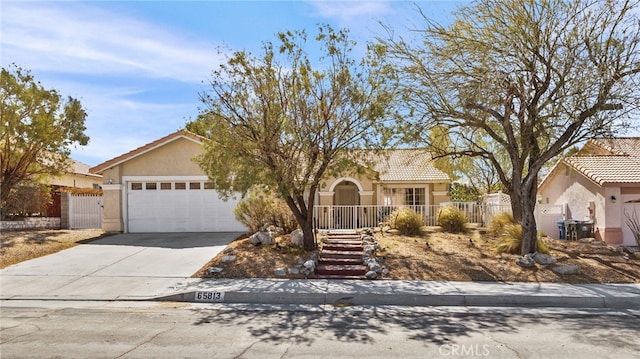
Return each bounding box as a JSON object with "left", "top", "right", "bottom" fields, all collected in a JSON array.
[{"left": 126, "top": 179, "right": 246, "bottom": 232}]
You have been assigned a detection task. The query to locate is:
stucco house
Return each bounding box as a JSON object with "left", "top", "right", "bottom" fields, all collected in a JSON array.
[
  {"left": 90, "top": 130, "right": 451, "bottom": 233},
  {"left": 318, "top": 149, "right": 450, "bottom": 207},
  {"left": 538, "top": 137, "right": 640, "bottom": 246},
  {"left": 49, "top": 159, "right": 103, "bottom": 189}
]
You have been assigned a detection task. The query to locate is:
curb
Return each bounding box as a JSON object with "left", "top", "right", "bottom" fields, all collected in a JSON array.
[{"left": 152, "top": 291, "right": 640, "bottom": 309}]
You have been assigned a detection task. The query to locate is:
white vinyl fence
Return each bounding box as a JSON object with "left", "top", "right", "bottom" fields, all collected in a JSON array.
[
  {"left": 313, "top": 202, "right": 566, "bottom": 238},
  {"left": 64, "top": 194, "right": 103, "bottom": 229}
]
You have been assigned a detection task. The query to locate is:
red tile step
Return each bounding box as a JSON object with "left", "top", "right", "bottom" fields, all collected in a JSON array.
[
  {"left": 314, "top": 275, "right": 367, "bottom": 280},
  {"left": 322, "top": 239, "right": 362, "bottom": 245},
  {"left": 319, "top": 250, "right": 364, "bottom": 260},
  {"left": 326, "top": 235, "right": 361, "bottom": 240},
  {"left": 321, "top": 244, "right": 363, "bottom": 252},
  {"left": 316, "top": 264, "right": 368, "bottom": 276},
  {"left": 318, "top": 257, "right": 364, "bottom": 265}
]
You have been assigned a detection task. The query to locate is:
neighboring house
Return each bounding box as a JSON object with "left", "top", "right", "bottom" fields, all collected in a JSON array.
[
  {"left": 538, "top": 137, "right": 640, "bottom": 246},
  {"left": 90, "top": 130, "right": 451, "bottom": 233},
  {"left": 43, "top": 159, "right": 103, "bottom": 218},
  {"left": 48, "top": 159, "right": 103, "bottom": 189}
]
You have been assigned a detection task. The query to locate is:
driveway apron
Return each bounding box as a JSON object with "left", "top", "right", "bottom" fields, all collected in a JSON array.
[{"left": 0, "top": 232, "right": 239, "bottom": 300}]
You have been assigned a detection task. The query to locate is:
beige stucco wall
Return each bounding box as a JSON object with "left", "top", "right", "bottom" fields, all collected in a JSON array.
[
  {"left": 101, "top": 184, "right": 123, "bottom": 232},
  {"left": 120, "top": 138, "right": 204, "bottom": 177},
  {"left": 319, "top": 174, "right": 451, "bottom": 207},
  {"left": 319, "top": 175, "right": 376, "bottom": 206},
  {"left": 49, "top": 173, "right": 102, "bottom": 189}
]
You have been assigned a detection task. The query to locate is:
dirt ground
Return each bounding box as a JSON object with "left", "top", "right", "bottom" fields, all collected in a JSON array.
[
  {"left": 3, "top": 228, "right": 638, "bottom": 283},
  {"left": 0, "top": 229, "right": 105, "bottom": 269},
  {"left": 195, "top": 228, "right": 640, "bottom": 284}
]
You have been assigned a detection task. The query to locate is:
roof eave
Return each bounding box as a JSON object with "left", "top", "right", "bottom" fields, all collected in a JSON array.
[{"left": 90, "top": 130, "right": 204, "bottom": 174}]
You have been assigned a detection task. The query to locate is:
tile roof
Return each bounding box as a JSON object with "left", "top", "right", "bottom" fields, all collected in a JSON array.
[
  {"left": 70, "top": 159, "right": 102, "bottom": 178},
  {"left": 563, "top": 137, "right": 640, "bottom": 186},
  {"left": 90, "top": 130, "right": 204, "bottom": 174},
  {"left": 89, "top": 129, "right": 449, "bottom": 182},
  {"left": 371, "top": 149, "right": 450, "bottom": 182}
]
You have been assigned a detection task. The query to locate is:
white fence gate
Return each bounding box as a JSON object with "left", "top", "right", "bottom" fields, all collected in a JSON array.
[{"left": 68, "top": 194, "right": 103, "bottom": 229}]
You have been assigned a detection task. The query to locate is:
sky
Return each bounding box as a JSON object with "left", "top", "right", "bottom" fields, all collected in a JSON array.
[{"left": 1, "top": 0, "right": 466, "bottom": 167}]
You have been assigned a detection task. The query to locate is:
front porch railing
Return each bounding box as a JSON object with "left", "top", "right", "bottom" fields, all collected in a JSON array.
[
  {"left": 313, "top": 203, "right": 564, "bottom": 236},
  {"left": 313, "top": 204, "right": 486, "bottom": 230}
]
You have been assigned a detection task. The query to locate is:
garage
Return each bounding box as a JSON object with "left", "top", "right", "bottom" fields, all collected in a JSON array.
[{"left": 126, "top": 178, "right": 245, "bottom": 232}]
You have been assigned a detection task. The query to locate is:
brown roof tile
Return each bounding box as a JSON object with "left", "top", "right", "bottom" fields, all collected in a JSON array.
[
  {"left": 561, "top": 137, "right": 640, "bottom": 186},
  {"left": 372, "top": 149, "right": 450, "bottom": 182}
]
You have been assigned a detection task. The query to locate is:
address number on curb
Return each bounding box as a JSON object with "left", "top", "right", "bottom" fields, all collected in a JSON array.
[{"left": 195, "top": 291, "right": 225, "bottom": 302}]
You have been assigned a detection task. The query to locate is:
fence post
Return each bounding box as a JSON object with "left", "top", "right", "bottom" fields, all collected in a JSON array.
[{"left": 60, "top": 192, "right": 71, "bottom": 229}]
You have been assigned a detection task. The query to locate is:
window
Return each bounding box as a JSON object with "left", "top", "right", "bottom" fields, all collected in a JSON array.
[
  {"left": 204, "top": 182, "right": 215, "bottom": 190},
  {"left": 160, "top": 182, "right": 172, "bottom": 190},
  {"left": 175, "top": 182, "right": 186, "bottom": 190},
  {"left": 405, "top": 188, "right": 425, "bottom": 206},
  {"left": 383, "top": 187, "right": 425, "bottom": 206},
  {"left": 145, "top": 182, "right": 157, "bottom": 190},
  {"left": 131, "top": 182, "right": 143, "bottom": 190},
  {"left": 190, "top": 182, "right": 201, "bottom": 190}
]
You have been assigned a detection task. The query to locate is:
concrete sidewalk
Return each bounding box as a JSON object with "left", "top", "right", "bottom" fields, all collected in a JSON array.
[
  {"left": 158, "top": 279, "right": 640, "bottom": 309},
  {"left": 2, "top": 276, "right": 639, "bottom": 309}
]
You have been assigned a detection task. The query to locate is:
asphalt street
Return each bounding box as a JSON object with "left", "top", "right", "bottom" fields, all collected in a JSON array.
[{"left": 1, "top": 303, "right": 639, "bottom": 358}]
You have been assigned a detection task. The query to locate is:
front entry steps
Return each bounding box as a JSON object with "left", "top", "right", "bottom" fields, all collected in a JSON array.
[{"left": 316, "top": 231, "right": 368, "bottom": 279}]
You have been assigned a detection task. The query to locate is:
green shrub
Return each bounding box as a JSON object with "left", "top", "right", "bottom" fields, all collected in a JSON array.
[
  {"left": 233, "top": 186, "right": 298, "bottom": 233},
  {"left": 488, "top": 212, "right": 515, "bottom": 236},
  {"left": 495, "top": 223, "right": 550, "bottom": 254},
  {"left": 437, "top": 205, "right": 467, "bottom": 233},
  {"left": 389, "top": 208, "right": 424, "bottom": 236}
]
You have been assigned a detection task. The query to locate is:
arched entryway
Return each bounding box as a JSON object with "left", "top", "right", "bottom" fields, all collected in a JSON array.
[
  {"left": 333, "top": 180, "right": 360, "bottom": 206},
  {"left": 327, "top": 178, "right": 363, "bottom": 229}
]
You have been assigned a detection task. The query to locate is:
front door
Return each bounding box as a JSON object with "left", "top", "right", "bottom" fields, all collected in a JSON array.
[{"left": 333, "top": 181, "right": 360, "bottom": 229}]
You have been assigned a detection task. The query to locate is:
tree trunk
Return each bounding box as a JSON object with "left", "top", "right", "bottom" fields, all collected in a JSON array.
[
  {"left": 301, "top": 219, "right": 316, "bottom": 251},
  {"left": 514, "top": 176, "right": 539, "bottom": 256},
  {"left": 284, "top": 187, "right": 318, "bottom": 252}
]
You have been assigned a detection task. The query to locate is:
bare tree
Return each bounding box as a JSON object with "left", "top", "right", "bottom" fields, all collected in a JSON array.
[{"left": 380, "top": 0, "right": 640, "bottom": 255}]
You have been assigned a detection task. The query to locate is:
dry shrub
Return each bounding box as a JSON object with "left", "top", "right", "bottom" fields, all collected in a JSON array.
[
  {"left": 437, "top": 205, "right": 467, "bottom": 233},
  {"left": 233, "top": 186, "right": 298, "bottom": 233},
  {"left": 389, "top": 208, "right": 424, "bottom": 236},
  {"left": 488, "top": 212, "right": 515, "bottom": 236},
  {"left": 495, "top": 223, "right": 550, "bottom": 254},
  {"left": 2, "top": 182, "right": 51, "bottom": 219}
]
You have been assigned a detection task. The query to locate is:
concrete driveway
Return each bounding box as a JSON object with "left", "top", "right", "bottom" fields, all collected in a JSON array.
[{"left": 0, "top": 232, "right": 240, "bottom": 301}]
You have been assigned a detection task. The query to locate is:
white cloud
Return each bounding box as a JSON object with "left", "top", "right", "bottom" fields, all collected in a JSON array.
[
  {"left": 1, "top": 1, "right": 223, "bottom": 83},
  {"left": 308, "top": 1, "right": 393, "bottom": 22}
]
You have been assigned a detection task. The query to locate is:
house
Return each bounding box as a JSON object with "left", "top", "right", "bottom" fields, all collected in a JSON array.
[
  {"left": 318, "top": 149, "right": 450, "bottom": 208},
  {"left": 90, "top": 130, "right": 246, "bottom": 233},
  {"left": 49, "top": 159, "right": 103, "bottom": 189},
  {"left": 90, "top": 130, "right": 451, "bottom": 233},
  {"left": 538, "top": 137, "right": 640, "bottom": 246},
  {"left": 316, "top": 149, "right": 451, "bottom": 229}
]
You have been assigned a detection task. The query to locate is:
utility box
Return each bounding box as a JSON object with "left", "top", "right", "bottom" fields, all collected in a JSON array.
[{"left": 576, "top": 221, "right": 594, "bottom": 239}]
